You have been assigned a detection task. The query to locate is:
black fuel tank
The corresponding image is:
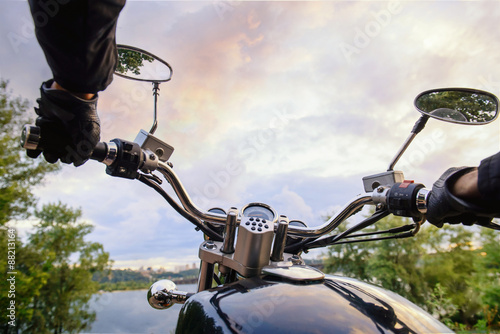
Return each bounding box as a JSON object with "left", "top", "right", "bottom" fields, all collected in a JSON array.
[{"left": 176, "top": 274, "right": 453, "bottom": 334}]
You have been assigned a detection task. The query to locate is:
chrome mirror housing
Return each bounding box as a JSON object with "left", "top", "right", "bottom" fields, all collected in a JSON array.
[{"left": 147, "top": 279, "right": 192, "bottom": 310}]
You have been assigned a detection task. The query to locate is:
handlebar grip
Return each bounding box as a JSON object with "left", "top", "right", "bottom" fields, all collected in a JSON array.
[
  {"left": 21, "top": 124, "right": 108, "bottom": 162},
  {"left": 91, "top": 142, "right": 108, "bottom": 162}
]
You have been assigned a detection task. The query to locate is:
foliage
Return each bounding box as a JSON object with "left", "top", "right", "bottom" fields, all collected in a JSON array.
[
  {"left": 92, "top": 268, "right": 200, "bottom": 291},
  {"left": 324, "top": 214, "right": 500, "bottom": 332},
  {"left": 0, "top": 203, "right": 111, "bottom": 334},
  {"left": 415, "top": 90, "right": 497, "bottom": 123},
  {"left": 115, "top": 49, "right": 154, "bottom": 76},
  {"left": 0, "top": 227, "right": 50, "bottom": 334},
  {"left": 0, "top": 79, "right": 58, "bottom": 225},
  {"left": 0, "top": 80, "right": 111, "bottom": 334},
  {"left": 25, "top": 203, "right": 111, "bottom": 334}
]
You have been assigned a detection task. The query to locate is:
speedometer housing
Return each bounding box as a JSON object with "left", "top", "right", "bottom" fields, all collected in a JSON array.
[{"left": 241, "top": 203, "right": 277, "bottom": 223}]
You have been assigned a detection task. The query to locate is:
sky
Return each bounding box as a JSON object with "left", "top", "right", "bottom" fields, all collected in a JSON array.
[{"left": 2, "top": 0, "right": 500, "bottom": 271}]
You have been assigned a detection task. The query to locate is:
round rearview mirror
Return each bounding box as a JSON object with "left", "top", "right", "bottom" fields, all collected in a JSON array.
[
  {"left": 414, "top": 88, "right": 499, "bottom": 125},
  {"left": 115, "top": 44, "right": 172, "bottom": 82},
  {"left": 147, "top": 279, "right": 177, "bottom": 310}
]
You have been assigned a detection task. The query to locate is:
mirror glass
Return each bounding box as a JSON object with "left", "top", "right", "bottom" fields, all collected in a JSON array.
[
  {"left": 414, "top": 88, "right": 498, "bottom": 124},
  {"left": 115, "top": 45, "right": 172, "bottom": 82}
]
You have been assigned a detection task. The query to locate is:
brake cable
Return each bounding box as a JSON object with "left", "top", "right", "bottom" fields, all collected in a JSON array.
[{"left": 137, "top": 173, "right": 223, "bottom": 241}]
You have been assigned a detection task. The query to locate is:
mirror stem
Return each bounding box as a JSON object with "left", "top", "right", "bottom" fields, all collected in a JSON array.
[
  {"left": 150, "top": 82, "right": 160, "bottom": 134},
  {"left": 411, "top": 114, "right": 429, "bottom": 134},
  {"left": 387, "top": 115, "right": 429, "bottom": 171}
]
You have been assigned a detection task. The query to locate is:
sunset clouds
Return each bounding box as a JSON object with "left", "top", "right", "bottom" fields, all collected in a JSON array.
[{"left": 2, "top": 1, "right": 500, "bottom": 269}]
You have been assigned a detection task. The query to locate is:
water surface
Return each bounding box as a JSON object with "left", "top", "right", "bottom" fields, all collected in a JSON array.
[{"left": 87, "top": 284, "right": 197, "bottom": 334}]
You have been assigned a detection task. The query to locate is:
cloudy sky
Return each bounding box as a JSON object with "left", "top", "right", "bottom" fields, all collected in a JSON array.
[{"left": 2, "top": 0, "right": 500, "bottom": 270}]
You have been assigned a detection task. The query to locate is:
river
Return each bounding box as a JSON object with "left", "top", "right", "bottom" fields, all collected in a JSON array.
[{"left": 87, "top": 284, "right": 197, "bottom": 334}]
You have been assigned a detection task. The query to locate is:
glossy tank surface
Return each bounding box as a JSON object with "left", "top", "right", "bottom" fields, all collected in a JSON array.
[{"left": 176, "top": 274, "right": 453, "bottom": 334}]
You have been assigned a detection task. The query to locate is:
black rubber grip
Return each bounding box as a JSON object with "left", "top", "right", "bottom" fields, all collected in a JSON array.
[
  {"left": 91, "top": 142, "right": 107, "bottom": 162},
  {"left": 22, "top": 124, "right": 108, "bottom": 163}
]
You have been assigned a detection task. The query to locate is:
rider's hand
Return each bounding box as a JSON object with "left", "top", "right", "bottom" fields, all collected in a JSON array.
[
  {"left": 426, "top": 167, "right": 492, "bottom": 227},
  {"left": 26, "top": 80, "right": 100, "bottom": 167}
]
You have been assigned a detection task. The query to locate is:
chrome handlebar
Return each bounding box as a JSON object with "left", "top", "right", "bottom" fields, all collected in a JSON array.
[
  {"left": 156, "top": 161, "right": 374, "bottom": 238},
  {"left": 19, "top": 126, "right": 385, "bottom": 239},
  {"left": 156, "top": 162, "right": 228, "bottom": 225}
]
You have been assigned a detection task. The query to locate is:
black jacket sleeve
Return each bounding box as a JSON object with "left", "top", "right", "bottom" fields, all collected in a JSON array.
[
  {"left": 28, "top": 0, "right": 126, "bottom": 94},
  {"left": 478, "top": 151, "right": 500, "bottom": 201}
]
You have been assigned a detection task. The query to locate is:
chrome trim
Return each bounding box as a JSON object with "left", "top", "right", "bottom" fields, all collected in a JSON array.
[
  {"left": 157, "top": 162, "right": 227, "bottom": 225},
  {"left": 222, "top": 209, "right": 238, "bottom": 254},
  {"left": 21, "top": 125, "right": 40, "bottom": 150},
  {"left": 388, "top": 132, "right": 417, "bottom": 171},
  {"left": 147, "top": 279, "right": 192, "bottom": 310},
  {"left": 286, "top": 194, "right": 373, "bottom": 237},
  {"left": 103, "top": 141, "right": 118, "bottom": 166},
  {"left": 157, "top": 161, "right": 373, "bottom": 237},
  {"left": 271, "top": 216, "right": 289, "bottom": 262},
  {"left": 197, "top": 261, "right": 215, "bottom": 292},
  {"left": 241, "top": 202, "right": 278, "bottom": 223},
  {"left": 371, "top": 186, "right": 390, "bottom": 206},
  {"left": 416, "top": 188, "right": 430, "bottom": 214}
]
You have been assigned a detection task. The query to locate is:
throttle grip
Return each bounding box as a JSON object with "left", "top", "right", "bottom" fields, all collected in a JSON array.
[{"left": 20, "top": 124, "right": 109, "bottom": 162}]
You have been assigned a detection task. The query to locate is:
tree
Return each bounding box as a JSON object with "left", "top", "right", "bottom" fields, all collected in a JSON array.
[
  {"left": 0, "top": 79, "right": 58, "bottom": 224},
  {"left": 415, "top": 90, "right": 497, "bottom": 123},
  {"left": 0, "top": 80, "right": 111, "bottom": 334},
  {"left": 324, "top": 212, "right": 500, "bottom": 331},
  {"left": 0, "top": 79, "right": 59, "bottom": 334},
  {"left": 421, "top": 226, "right": 483, "bottom": 325},
  {"left": 324, "top": 215, "right": 430, "bottom": 306},
  {"left": 473, "top": 228, "right": 500, "bottom": 329},
  {"left": 25, "top": 203, "right": 111, "bottom": 334},
  {"left": 115, "top": 48, "right": 154, "bottom": 76}
]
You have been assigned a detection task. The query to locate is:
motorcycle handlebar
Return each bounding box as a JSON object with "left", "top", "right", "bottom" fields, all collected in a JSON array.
[
  {"left": 20, "top": 125, "right": 427, "bottom": 238},
  {"left": 90, "top": 142, "right": 108, "bottom": 162}
]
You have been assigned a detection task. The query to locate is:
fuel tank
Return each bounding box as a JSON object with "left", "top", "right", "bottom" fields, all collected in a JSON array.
[{"left": 176, "top": 272, "right": 453, "bottom": 334}]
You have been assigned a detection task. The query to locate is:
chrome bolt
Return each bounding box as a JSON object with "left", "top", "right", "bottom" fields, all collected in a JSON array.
[{"left": 204, "top": 241, "right": 217, "bottom": 250}]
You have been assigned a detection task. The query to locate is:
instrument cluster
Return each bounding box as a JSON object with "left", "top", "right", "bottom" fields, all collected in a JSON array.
[{"left": 241, "top": 203, "right": 277, "bottom": 222}]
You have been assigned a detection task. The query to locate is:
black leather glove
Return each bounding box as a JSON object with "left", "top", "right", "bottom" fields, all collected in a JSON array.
[
  {"left": 26, "top": 80, "right": 100, "bottom": 166},
  {"left": 426, "top": 167, "right": 492, "bottom": 228}
]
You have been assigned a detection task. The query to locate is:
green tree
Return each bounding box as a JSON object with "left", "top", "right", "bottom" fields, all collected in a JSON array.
[
  {"left": 325, "top": 215, "right": 430, "bottom": 306},
  {"left": 415, "top": 90, "right": 497, "bottom": 123},
  {"left": 115, "top": 49, "right": 154, "bottom": 76},
  {"left": 474, "top": 228, "right": 500, "bottom": 329},
  {"left": 0, "top": 79, "right": 58, "bottom": 224},
  {"left": 0, "top": 80, "right": 111, "bottom": 333},
  {"left": 324, "top": 213, "right": 500, "bottom": 331},
  {"left": 324, "top": 223, "right": 372, "bottom": 281},
  {"left": 0, "top": 227, "right": 52, "bottom": 334},
  {"left": 26, "top": 203, "right": 111, "bottom": 334},
  {"left": 421, "top": 226, "right": 482, "bottom": 325},
  {"left": 0, "top": 79, "right": 58, "bottom": 334}
]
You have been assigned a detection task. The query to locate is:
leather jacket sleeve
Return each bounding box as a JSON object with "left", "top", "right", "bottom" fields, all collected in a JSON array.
[
  {"left": 28, "top": 0, "right": 126, "bottom": 93},
  {"left": 478, "top": 151, "right": 500, "bottom": 201}
]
